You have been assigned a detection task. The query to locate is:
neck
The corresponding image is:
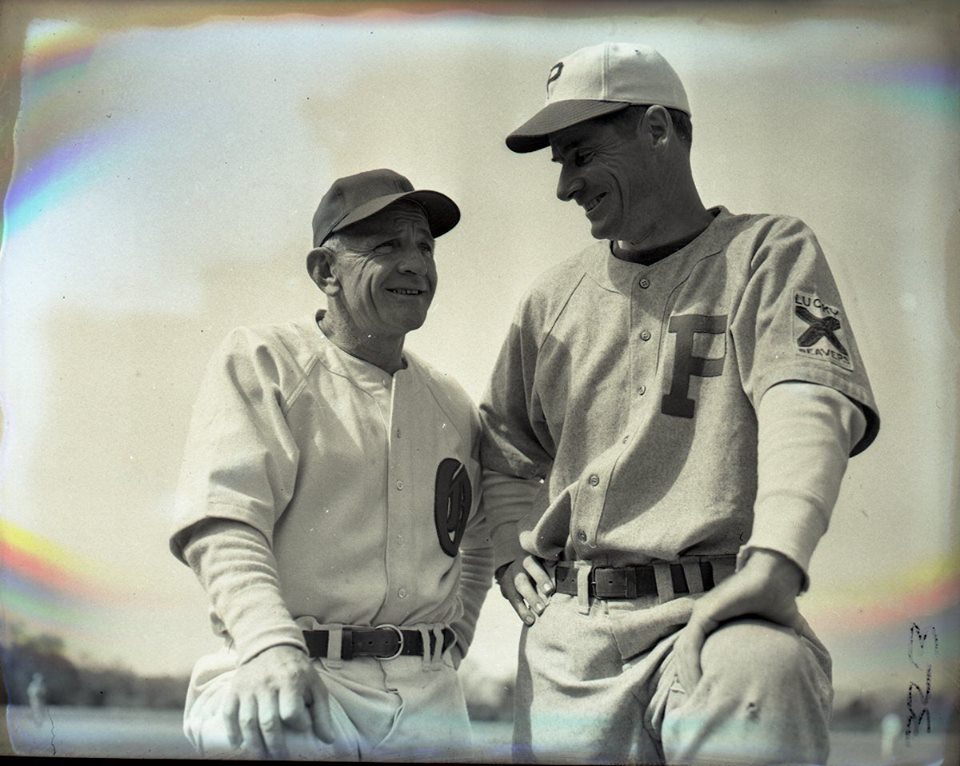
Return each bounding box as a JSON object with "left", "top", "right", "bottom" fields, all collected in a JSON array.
[
  {"left": 317, "top": 310, "right": 406, "bottom": 375},
  {"left": 619, "top": 161, "right": 712, "bottom": 253},
  {"left": 616, "top": 205, "right": 713, "bottom": 261}
]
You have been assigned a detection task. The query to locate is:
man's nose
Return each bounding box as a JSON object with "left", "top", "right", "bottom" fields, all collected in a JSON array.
[
  {"left": 556, "top": 165, "right": 584, "bottom": 202},
  {"left": 397, "top": 247, "right": 429, "bottom": 275}
]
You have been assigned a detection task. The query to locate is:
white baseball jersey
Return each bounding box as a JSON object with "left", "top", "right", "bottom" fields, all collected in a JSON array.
[
  {"left": 480, "top": 208, "right": 879, "bottom": 570},
  {"left": 171, "top": 313, "right": 490, "bottom": 655}
]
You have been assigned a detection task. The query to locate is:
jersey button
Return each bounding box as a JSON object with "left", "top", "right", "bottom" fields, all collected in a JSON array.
[
  {"left": 398, "top": 588, "right": 408, "bottom": 599},
  {"left": 638, "top": 385, "right": 646, "bottom": 396},
  {"left": 639, "top": 278, "right": 650, "bottom": 289},
  {"left": 640, "top": 330, "right": 652, "bottom": 342},
  {"left": 588, "top": 474, "right": 600, "bottom": 487},
  {"left": 395, "top": 480, "right": 404, "bottom": 490},
  {"left": 576, "top": 529, "right": 588, "bottom": 543}
]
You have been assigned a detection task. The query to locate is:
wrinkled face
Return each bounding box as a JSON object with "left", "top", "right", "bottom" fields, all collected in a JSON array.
[
  {"left": 549, "top": 115, "right": 658, "bottom": 243},
  {"left": 330, "top": 202, "right": 437, "bottom": 340}
]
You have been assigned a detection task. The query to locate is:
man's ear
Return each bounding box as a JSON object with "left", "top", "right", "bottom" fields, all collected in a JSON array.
[
  {"left": 642, "top": 105, "right": 671, "bottom": 147},
  {"left": 307, "top": 246, "right": 340, "bottom": 295}
]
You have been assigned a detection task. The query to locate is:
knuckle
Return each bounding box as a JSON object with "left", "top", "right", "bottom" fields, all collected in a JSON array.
[{"left": 260, "top": 717, "right": 281, "bottom": 732}]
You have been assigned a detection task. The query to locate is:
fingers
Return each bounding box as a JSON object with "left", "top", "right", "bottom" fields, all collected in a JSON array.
[
  {"left": 220, "top": 692, "right": 243, "bottom": 750},
  {"left": 522, "top": 556, "right": 554, "bottom": 596},
  {"left": 307, "top": 683, "right": 340, "bottom": 744},
  {"left": 256, "top": 689, "right": 290, "bottom": 760},
  {"left": 673, "top": 622, "right": 707, "bottom": 694},
  {"left": 500, "top": 558, "right": 549, "bottom": 625},
  {"left": 500, "top": 572, "right": 537, "bottom": 625},
  {"left": 236, "top": 694, "right": 267, "bottom": 758},
  {"left": 277, "top": 684, "right": 311, "bottom": 733}
]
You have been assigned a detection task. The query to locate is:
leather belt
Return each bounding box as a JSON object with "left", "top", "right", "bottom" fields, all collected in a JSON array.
[
  {"left": 302, "top": 626, "right": 455, "bottom": 661},
  {"left": 554, "top": 556, "right": 737, "bottom": 600}
]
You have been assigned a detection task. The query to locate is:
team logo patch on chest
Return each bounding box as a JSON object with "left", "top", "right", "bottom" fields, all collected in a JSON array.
[
  {"left": 793, "top": 292, "right": 853, "bottom": 371},
  {"left": 434, "top": 458, "right": 472, "bottom": 557}
]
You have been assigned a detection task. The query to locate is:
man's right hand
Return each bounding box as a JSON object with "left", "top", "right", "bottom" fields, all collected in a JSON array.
[
  {"left": 498, "top": 555, "right": 554, "bottom": 625},
  {"left": 219, "top": 644, "right": 338, "bottom": 759}
]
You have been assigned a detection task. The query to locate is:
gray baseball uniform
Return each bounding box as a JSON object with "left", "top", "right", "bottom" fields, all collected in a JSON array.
[{"left": 480, "top": 207, "right": 879, "bottom": 762}]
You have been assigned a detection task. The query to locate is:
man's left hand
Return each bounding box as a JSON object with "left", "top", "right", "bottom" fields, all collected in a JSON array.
[{"left": 672, "top": 549, "right": 804, "bottom": 694}]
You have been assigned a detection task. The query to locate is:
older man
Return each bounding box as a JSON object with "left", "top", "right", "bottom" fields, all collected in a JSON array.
[
  {"left": 481, "top": 44, "right": 880, "bottom": 764},
  {"left": 170, "top": 169, "right": 492, "bottom": 760}
]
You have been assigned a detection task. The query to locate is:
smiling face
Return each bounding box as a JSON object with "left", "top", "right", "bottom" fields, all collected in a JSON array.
[
  {"left": 325, "top": 201, "right": 437, "bottom": 343},
  {"left": 549, "top": 110, "right": 664, "bottom": 244}
]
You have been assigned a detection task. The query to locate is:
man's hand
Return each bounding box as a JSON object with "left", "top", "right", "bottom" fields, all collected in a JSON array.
[
  {"left": 672, "top": 549, "right": 804, "bottom": 695},
  {"left": 219, "top": 644, "right": 338, "bottom": 759},
  {"left": 499, "top": 555, "right": 554, "bottom": 625}
]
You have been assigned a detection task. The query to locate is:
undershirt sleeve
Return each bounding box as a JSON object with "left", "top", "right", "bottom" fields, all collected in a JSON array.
[
  {"left": 449, "top": 506, "right": 494, "bottom": 665},
  {"left": 738, "top": 380, "right": 867, "bottom": 589},
  {"left": 182, "top": 518, "right": 308, "bottom": 664},
  {"left": 481, "top": 469, "right": 541, "bottom": 571}
]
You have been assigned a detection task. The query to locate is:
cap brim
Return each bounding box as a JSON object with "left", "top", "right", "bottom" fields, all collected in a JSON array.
[
  {"left": 334, "top": 189, "right": 461, "bottom": 239},
  {"left": 506, "top": 100, "right": 632, "bottom": 153}
]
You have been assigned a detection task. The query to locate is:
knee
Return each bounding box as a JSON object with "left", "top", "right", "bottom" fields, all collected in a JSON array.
[{"left": 700, "top": 618, "right": 824, "bottom": 691}]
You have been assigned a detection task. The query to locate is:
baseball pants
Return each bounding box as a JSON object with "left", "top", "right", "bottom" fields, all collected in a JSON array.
[
  {"left": 514, "top": 590, "right": 833, "bottom": 765},
  {"left": 183, "top": 639, "right": 473, "bottom": 761}
]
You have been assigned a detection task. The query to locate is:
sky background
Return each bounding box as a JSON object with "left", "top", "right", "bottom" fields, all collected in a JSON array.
[{"left": 0, "top": 0, "right": 958, "bottom": 712}]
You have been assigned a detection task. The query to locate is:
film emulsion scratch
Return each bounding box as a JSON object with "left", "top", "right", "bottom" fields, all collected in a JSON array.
[{"left": 905, "top": 622, "right": 939, "bottom": 743}]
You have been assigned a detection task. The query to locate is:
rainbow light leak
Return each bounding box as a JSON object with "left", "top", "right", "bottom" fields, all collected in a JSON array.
[
  {"left": 0, "top": 519, "right": 115, "bottom": 634},
  {"left": 2, "top": 21, "right": 104, "bottom": 246},
  {"left": 804, "top": 553, "right": 960, "bottom": 635}
]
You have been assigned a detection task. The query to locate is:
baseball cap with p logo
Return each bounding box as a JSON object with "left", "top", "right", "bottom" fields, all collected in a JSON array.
[
  {"left": 507, "top": 42, "right": 691, "bottom": 153},
  {"left": 312, "top": 168, "right": 461, "bottom": 247}
]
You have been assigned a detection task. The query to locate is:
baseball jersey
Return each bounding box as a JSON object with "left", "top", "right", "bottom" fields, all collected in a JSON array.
[
  {"left": 171, "top": 313, "right": 491, "bottom": 654},
  {"left": 480, "top": 207, "right": 879, "bottom": 569}
]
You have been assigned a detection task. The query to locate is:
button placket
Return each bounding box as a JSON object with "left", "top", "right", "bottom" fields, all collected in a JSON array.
[{"left": 387, "top": 373, "right": 416, "bottom": 610}]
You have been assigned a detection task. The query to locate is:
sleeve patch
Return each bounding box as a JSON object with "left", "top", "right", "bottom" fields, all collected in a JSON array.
[{"left": 793, "top": 291, "right": 854, "bottom": 371}]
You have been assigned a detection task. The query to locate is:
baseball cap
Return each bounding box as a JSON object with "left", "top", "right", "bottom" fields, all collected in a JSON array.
[
  {"left": 506, "top": 43, "right": 690, "bottom": 153},
  {"left": 312, "top": 168, "right": 460, "bottom": 247}
]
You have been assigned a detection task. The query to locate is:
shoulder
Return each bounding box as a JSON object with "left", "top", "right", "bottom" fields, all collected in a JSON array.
[
  {"left": 208, "top": 320, "right": 316, "bottom": 400},
  {"left": 708, "top": 209, "right": 825, "bottom": 272},
  {"left": 709, "top": 208, "right": 812, "bottom": 244},
  {"left": 217, "top": 319, "right": 315, "bottom": 364}
]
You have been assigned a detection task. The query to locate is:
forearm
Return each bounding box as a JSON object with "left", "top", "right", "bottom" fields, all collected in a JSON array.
[
  {"left": 481, "top": 468, "right": 540, "bottom": 571},
  {"left": 741, "top": 381, "right": 867, "bottom": 588},
  {"left": 183, "top": 518, "right": 307, "bottom": 664},
  {"left": 450, "top": 540, "right": 495, "bottom": 660}
]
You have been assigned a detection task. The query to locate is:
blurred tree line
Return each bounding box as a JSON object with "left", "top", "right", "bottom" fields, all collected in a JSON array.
[
  {"left": 0, "top": 622, "right": 517, "bottom": 717},
  {"left": 1, "top": 622, "right": 188, "bottom": 709},
  {"left": 9, "top": 620, "right": 948, "bottom": 733}
]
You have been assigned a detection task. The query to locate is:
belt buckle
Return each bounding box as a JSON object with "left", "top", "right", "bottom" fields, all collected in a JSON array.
[
  {"left": 374, "top": 623, "right": 404, "bottom": 661},
  {"left": 592, "top": 566, "right": 632, "bottom": 598}
]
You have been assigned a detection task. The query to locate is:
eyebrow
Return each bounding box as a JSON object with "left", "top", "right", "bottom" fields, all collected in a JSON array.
[
  {"left": 551, "top": 135, "right": 586, "bottom": 163},
  {"left": 349, "top": 219, "right": 433, "bottom": 244}
]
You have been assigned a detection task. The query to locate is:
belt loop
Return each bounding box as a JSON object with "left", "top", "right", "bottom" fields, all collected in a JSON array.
[
  {"left": 431, "top": 625, "right": 445, "bottom": 670},
  {"left": 682, "top": 560, "right": 704, "bottom": 594},
  {"left": 418, "top": 625, "right": 432, "bottom": 670},
  {"left": 326, "top": 624, "right": 344, "bottom": 668},
  {"left": 575, "top": 561, "right": 592, "bottom": 615},
  {"left": 653, "top": 563, "right": 674, "bottom": 604}
]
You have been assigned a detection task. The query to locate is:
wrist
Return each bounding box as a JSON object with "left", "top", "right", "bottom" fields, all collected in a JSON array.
[
  {"left": 247, "top": 642, "right": 309, "bottom": 665},
  {"left": 741, "top": 548, "right": 803, "bottom": 595}
]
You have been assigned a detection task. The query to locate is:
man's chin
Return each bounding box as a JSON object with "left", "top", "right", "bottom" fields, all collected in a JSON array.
[
  {"left": 589, "top": 219, "right": 614, "bottom": 241},
  {"left": 393, "top": 313, "right": 429, "bottom": 334}
]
